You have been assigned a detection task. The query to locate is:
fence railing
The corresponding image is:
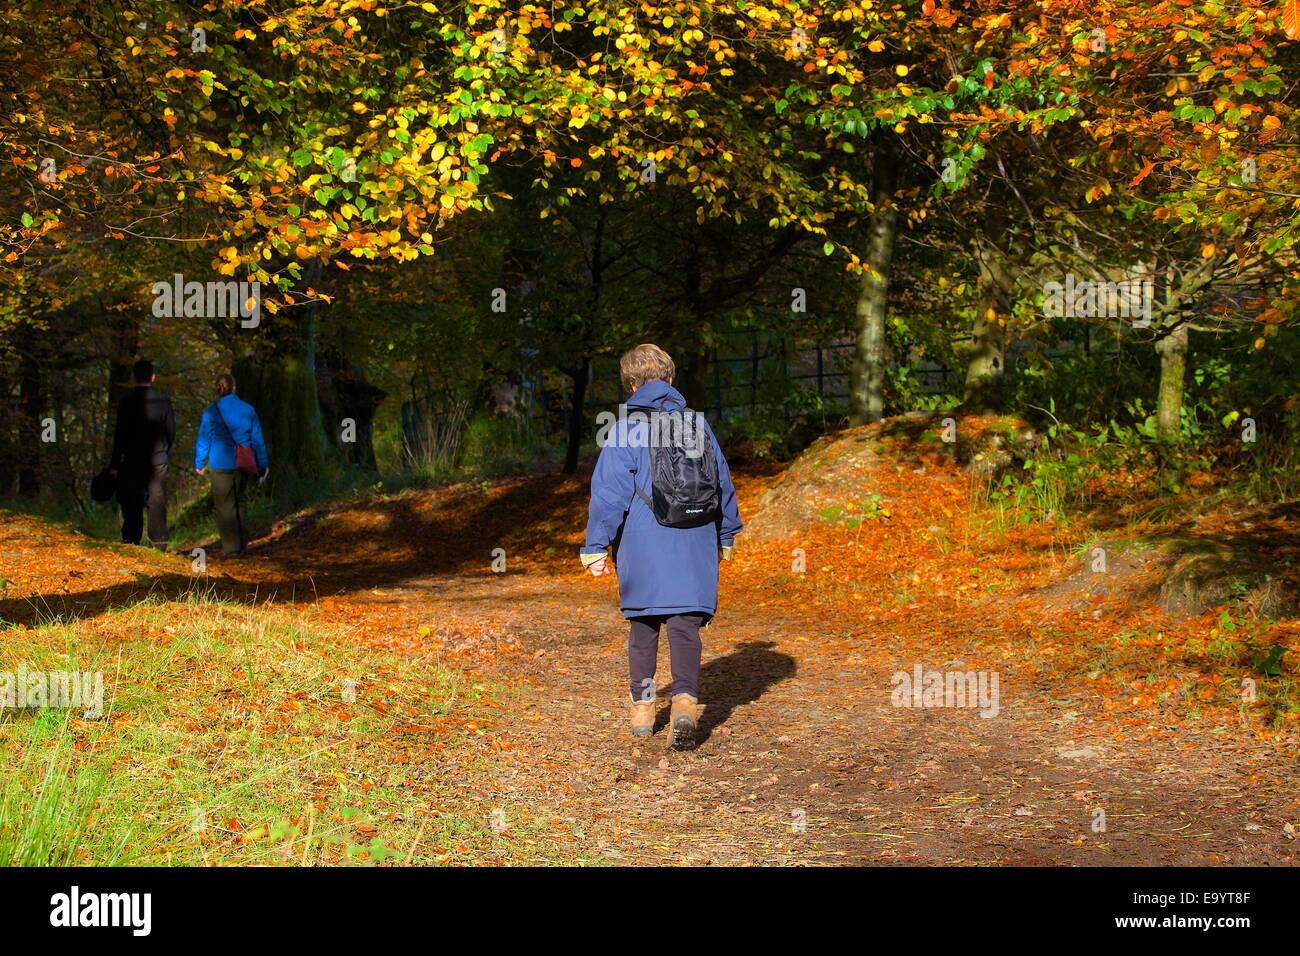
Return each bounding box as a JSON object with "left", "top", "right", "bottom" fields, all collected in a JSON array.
[{"left": 401, "top": 323, "right": 1111, "bottom": 454}]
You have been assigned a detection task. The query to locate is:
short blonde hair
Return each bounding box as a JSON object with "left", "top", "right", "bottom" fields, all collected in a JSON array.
[{"left": 620, "top": 343, "right": 675, "bottom": 393}]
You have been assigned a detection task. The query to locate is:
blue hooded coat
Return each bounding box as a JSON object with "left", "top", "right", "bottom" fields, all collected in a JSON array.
[
  {"left": 194, "top": 393, "right": 269, "bottom": 472},
  {"left": 582, "top": 379, "right": 742, "bottom": 619}
]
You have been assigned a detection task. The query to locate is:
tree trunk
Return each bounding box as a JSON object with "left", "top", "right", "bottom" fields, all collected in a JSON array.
[
  {"left": 963, "top": 246, "right": 1011, "bottom": 414},
  {"left": 317, "top": 351, "right": 385, "bottom": 470},
  {"left": 1155, "top": 323, "right": 1188, "bottom": 443},
  {"left": 17, "top": 335, "right": 42, "bottom": 496},
  {"left": 850, "top": 145, "right": 898, "bottom": 425},
  {"left": 106, "top": 313, "right": 139, "bottom": 410},
  {"left": 234, "top": 311, "right": 330, "bottom": 505},
  {"left": 677, "top": 345, "right": 712, "bottom": 412},
  {"left": 563, "top": 357, "right": 590, "bottom": 474},
  {"left": 0, "top": 368, "right": 12, "bottom": 496}
]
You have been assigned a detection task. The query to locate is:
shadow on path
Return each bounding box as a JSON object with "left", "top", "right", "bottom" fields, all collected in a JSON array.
[
  {"left": 0, "top": 572, "right": 260, "bottom": 627},
  {"left": 654, "top": 640, "right": 797, "bottom": 744},
  {"left": 0, "top": 472, "right": 592, "bottom": 626}
]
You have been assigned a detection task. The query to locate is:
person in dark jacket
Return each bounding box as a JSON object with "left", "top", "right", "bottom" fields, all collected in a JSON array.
[
  {"left": 581, "top": 344, "right": 743, "bottom": 749},
  {"left": 194, "top": 372, "right": 269, "bottom": 556},
  {"left": 109, "top": 359, "right": 176, "bottom": 548}
]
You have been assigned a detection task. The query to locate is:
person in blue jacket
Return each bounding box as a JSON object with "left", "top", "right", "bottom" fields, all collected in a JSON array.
[
  {"left": 581, "top": 344, "right": 742, "bottom": 749},
  {"left": 194, "top": 372, "right": 269, "bottom": 556}
]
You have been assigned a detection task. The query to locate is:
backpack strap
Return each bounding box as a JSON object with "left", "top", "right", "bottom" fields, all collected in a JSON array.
[
  {"left": 632, "top": 482, "right": 654, "bottom": 511},
  {"left": 211, "top": 401, "right": 236, "bottom": 441}
]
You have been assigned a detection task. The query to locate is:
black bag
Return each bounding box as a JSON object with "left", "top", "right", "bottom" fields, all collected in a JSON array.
[
  {"left": 632, "top": 408, "right": 720, "bottom": 528},
  {"left": 90, "top": 468, "right": 116, "bottom": 504}
]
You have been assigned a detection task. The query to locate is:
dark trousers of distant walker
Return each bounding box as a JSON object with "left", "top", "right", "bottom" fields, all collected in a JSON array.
[
  {"left": 118, "top": 463, "right": 168, "bottom": 548},
  {"left": 209, "top": 469, "right": 248, "bottom": 554}
]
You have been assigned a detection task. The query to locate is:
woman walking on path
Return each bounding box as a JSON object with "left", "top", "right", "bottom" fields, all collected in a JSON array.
[
  {"left": 581, "top": 344, "right": 743, "bottom": 750},
  {"left": 194, "top": 373, "right": 269, "bottom": 556}
]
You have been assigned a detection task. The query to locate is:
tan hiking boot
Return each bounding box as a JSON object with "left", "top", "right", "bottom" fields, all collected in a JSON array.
[
  {"left": 668, "top": 694, "right": 702, "bottom": 751},
  {"left": 630, "top": 698, "right": 656, "bottom": 738}
]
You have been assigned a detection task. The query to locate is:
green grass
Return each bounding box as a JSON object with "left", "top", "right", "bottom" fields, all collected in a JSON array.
[
  {"left": 0, "top": 593, "right": 598, "bottom": 865},
  {"left": 0, "top": 713, "right": 132, "bottom": 865}
]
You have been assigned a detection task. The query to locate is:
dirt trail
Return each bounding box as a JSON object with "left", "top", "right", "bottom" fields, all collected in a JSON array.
[
  {"left": 236, "top": 460, "right": 1299, "bottom": 866},
  {"left": 3, "top": 452, "right": 1298, "bottom": 865},
  {"left": 323, "top": 567, "right": 1297, "bottom": 865}
]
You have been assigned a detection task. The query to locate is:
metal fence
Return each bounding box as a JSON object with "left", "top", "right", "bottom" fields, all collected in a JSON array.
[
  {"left": 400, "top": 322, "right": 1116, "bottom": 455},
  {"left": 401, "top": 327, "right": 971, "bottom": 452},
  {"left": 579, "top": 328, "right": 962, "bottom": 425}
]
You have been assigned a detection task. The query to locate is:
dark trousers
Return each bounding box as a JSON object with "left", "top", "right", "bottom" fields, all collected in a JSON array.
[
  {"left": 628, "top": 613, "right": 706, "bottom": 701},
  {"left": 118, "top": 463, "right": 168, "bottom": 547},
  {"left": 209, "top": 470, "right": 248, "bottom": 554}
]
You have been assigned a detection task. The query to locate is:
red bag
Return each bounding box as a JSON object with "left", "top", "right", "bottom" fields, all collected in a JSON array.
[
  {"left": 214, "top": 403, "right": 260, "bottom": 477},
  {"left": 234, "top": 443, "right": 258, "bottom": 477}
]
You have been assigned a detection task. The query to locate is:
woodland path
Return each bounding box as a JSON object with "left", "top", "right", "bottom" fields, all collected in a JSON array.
[
  {"left": 223, "top": 465, "right": 1300, "bottom": 866},
  {"left": 3, "top": 462, "right": 1296, "bottom": 865}
]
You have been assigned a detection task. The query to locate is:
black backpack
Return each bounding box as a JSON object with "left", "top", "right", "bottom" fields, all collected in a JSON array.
[{"left": 632, "top": 408, "right": 721, "bottom": 528}]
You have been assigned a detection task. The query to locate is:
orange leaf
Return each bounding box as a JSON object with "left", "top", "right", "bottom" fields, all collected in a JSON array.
[
  {"left": 1283, "top": 0, "right": 1300, "bottom": 40},
  {"left": 1129, "top": 159, "right": 1155, "bottom": 187}
]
